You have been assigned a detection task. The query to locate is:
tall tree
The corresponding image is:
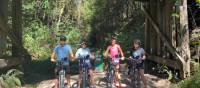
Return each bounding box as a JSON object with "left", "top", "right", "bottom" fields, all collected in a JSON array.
[{"left": 12, "top": 0, "right": 22, "bottom": 57}]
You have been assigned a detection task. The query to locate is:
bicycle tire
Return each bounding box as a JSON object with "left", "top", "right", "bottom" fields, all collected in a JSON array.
[
  {"left": 130, "top": 69, "right": 140, "bottom": 88},
  {"left": 58, "top": 70, "right": 65, "bottom": 88},
  {"left": 83, "top": 71, "right": 86, "bottom": 88}
]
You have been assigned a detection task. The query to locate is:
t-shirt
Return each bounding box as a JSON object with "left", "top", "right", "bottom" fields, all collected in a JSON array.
[
  {"left": 75, "top": 48, "right": 90, "bottom": 59},
  {"left": 54, "top": 44, "right": 72, "bottom": 61},
  {"left": 75, "top": 48, "right": 91, "bottom": 65},
  {"left": 131, "top": 48, "right": 145, "bottom": 59}
]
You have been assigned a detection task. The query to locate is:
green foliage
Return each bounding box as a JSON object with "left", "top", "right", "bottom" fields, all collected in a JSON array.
[
  {"left": 22, "top": 0, "right": 98, "bottom": 58},
  {"left": 23, "top": 20, "right": 51, "bottom": 59},
  {"left": 176, "top": 71, "right": 200, "bottom": 88},
  {"left": 0, "top": 69, "right": 23, "bottom": 88},
  {"left": 152, "top": 64, "right": 180, "bottom": 82},
  {"left": 196, "top": 0, "right": 200, "bottom": 8},
  {"left": 191, "top": 60, "right": 200, "bottom": 73}
]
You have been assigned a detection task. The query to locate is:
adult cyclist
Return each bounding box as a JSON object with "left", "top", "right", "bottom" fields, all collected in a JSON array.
[
  {"left": 51, "top": 35, "right": 74, "bottom": 88},
  {"left": 75, "top": 41, "right": 96, "bottom": 88},
  {"left": 104, "top": 37, "right": 125, "bottom": 85}
]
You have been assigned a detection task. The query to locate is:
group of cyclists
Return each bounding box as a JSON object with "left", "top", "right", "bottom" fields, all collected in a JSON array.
[{"left": 51, "top": 35, "right": 147, "bottom": 88}]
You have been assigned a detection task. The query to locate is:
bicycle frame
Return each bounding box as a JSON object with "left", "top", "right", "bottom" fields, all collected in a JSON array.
[
  {"left": 106, "top": 56, "right": 120, "bottom": 88},
  {"left": 130, "top": 59, "right": 141, "bottom": 88},
  {"left": 79, "top": 55, "right": 90, "bottom": 88},
  {"left": 57, "top": 60, "right": 68, "bottom": 88}
]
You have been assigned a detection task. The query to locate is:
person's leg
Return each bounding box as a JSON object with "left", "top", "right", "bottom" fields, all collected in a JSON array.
[
  {"left": 89, "top": 69, "right": 95, "bottom": 85},
  {"left": 65, "top": 65, "right": 71, "bottom": 86},
  {"left": 103, "top": 58, "right": 107, "bottom": 72},
  {"left": 139, "top": 69, "right": 147, "bottom": 88},
  {"left": 66, "top": 74, "right": 71, "bottom": 86},
  {"left": 78, "top": 73, "right": 82, "bottom": 87},
  {"left": 115, "top": 64, "right": 121, "bottom": 81}
]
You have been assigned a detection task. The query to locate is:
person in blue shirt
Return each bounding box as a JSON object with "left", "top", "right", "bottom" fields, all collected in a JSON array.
[
  {"left": 75, "top": 41, "right": 96, "bottom": 88},
  {"left": 51, "top": 35, "right": 74, "bottom": 88}
]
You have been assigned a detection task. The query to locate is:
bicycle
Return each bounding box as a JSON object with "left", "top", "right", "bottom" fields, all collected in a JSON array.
[
  {"left": 56, "top": 58, "right": 69, "bottom": 88},
  {"left": 79, "top": 55, "right": 91, "bottom": 88},
  {"left": 128, "top": 56, "right": 142, "bottom": 88},
  {"left": 105, "top": 55, "right": 120, "bottom": 88}
]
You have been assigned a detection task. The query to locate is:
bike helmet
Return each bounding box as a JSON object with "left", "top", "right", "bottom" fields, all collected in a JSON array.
[{"left": 60, "top": 35, "right": 66, "bottom": 41}]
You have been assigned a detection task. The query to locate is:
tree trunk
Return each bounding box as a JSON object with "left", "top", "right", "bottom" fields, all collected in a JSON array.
[
  {"left": 12, "top": 0, "right": 22, "bottom": 57},
  {"left": 0, "top": 0, "right": 8, "bottom": 57},
  {"left": 178, "top": 0, "right": 191, "bottom": 78}
]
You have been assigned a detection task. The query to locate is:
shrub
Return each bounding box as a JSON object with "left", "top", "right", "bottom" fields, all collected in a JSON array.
[{"left": 0, "top": 69, "right": 23, "bottom": 88}]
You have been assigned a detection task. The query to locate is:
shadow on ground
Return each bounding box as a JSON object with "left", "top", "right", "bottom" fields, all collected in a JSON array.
[
  {"left": 23, "top": 58, "right": 80, "bottom": 86},
  {"left": 23, "top": 59, "right": 55, "bottom": 85}
]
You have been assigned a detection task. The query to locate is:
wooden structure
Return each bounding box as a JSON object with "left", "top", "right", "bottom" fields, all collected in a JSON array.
[
  {"left": 0, "top": 0, "right": 25, "bottom": 69},
  {"left": 143, "top": 0, "right": 190, "bottom": 79}
]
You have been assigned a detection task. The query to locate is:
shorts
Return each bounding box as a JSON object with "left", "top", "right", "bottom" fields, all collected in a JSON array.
[
  {"left": 55, "top": 65, "right": 70, "bottom": 76},
  {"left": 78, "top": 59, "right": 92, "bottom": 72},
  {"left": 136, "top": 61, "right": 144, "bottom": 69},
  {"left": 111, "top": 58, "right": 120, "bottom": 65}
]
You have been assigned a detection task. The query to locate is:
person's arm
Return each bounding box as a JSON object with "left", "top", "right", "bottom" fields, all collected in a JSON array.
[
  {"left": 51, "top": 52, "right": 56, "bottom": 62},
  {"left": 68, "top": 46, "right": 74, "bottom": 61},
  {"left": 69, "top": 51, "right": 74, "bottom": 61},
  {"left": 129, "top": 48, "right": 133, "bottom": 59},
  {"left": 75, "top": 49, "right": 79, "bottom": 58},
  {"left": 51, "top": 46, "right": 57, "bottom": 62},
  {"left": 117, "top": 45, "right": 124, "bottom": 57},
  {"left": 141, "top": 48, "right": 146, "bottom": 60},
  {"left": 104, "top": 46, "right": 110, "bottom": 58}
]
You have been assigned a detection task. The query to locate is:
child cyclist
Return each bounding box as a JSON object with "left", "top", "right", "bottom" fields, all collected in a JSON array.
[
  {"left": 129, "top": 39, "right": 147, "bottom": 88},
  {"left": 75, "top": 41, "right": 96, "bottom": 88},
  {"left": 104, "top": 37, "right": 125, "bottom": 86}
]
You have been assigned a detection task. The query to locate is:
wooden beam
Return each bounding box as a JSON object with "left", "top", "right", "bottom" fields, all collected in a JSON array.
[
  {"left": 142, "top": 6, "right": 185, "bottom": 64},
  {"left": 0, "top": 57, "right": 22, "bottom": 68}
]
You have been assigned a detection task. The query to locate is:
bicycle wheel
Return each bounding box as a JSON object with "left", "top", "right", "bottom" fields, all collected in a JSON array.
[
  {"left": 135, "top": 71, "right": 141, "bottom": 88},
  {"left": 131, "top": 70, "right": 140, "bottom": 88},
  {"left": 110, "top": 69, "right": 114, "bottom": 88},
  {"left": 58, "top": 70, "right": 65, "bottom": 88},
  {"left": 85, "top": 70, "right": 90, "bottom": 87},
  {"left": 81, "top": 71, "right": 86, "bottom": 88}
]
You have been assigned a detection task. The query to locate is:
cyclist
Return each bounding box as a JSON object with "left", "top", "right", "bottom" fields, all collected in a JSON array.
[
  {"left": 75, "top": 41, "right": 96, "bottom": 88},
  {"left": 129, "top": 39, "right": 147, "bottom": 88},
  {"left": 51, "top": 35, "right": 74, "bottom": 88},
  {"left": 104, "top": 37, "right": 124, "bottom": 85}
]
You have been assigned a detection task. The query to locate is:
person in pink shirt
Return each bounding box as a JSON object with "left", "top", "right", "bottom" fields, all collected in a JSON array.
[{"left": 104, "top": 37, "right": 124, "bottom": 84}]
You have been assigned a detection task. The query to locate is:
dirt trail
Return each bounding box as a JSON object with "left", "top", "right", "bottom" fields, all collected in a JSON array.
[{"left": 36, "top": 73, "right": 171, "bottom": 88}]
